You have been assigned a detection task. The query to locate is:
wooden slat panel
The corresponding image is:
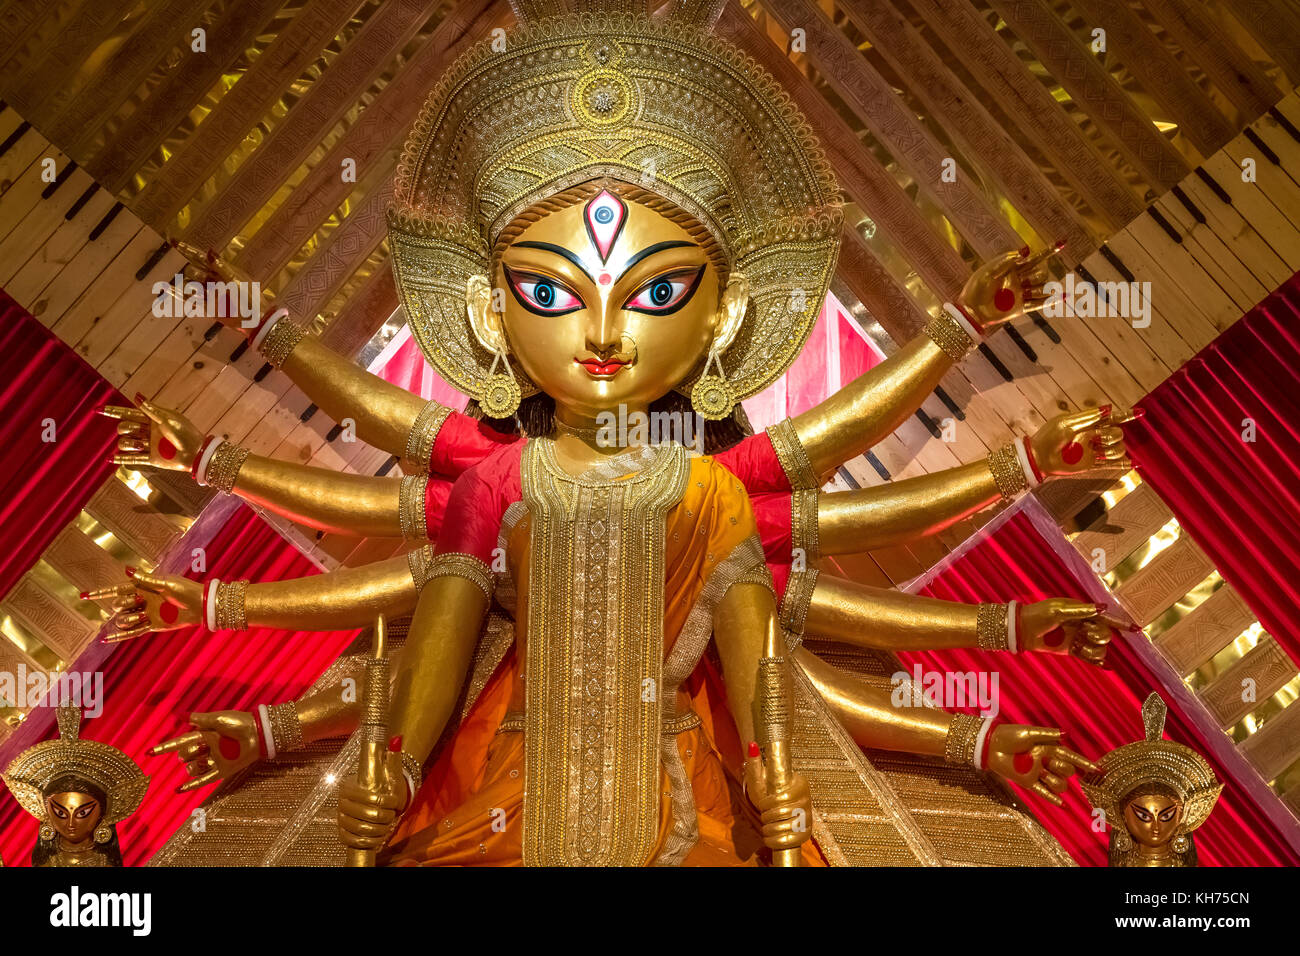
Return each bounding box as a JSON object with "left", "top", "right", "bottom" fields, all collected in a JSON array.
[
  {"left": 1071, "top": 482, "right": 1173, "bottom": 574},
  {"left": 1113, "top": 533, "right": 1215, "bottom": 626},
  {"left": 1142, "top": 0, "right": 1282, "bottom": 120},
  {"left": 985, "top": 0, "right": 1190, "bottom": 189},
  {"left": 758, "top": 0, "right": 1018, "bottom": 258},
  {"left": 130, "top": 0, "right": 366, "bottom": 229},
  {"left": 1154, "top": 584, "right": 1256, "bottom": 676},
  {"left": 0, "top": 573, "right": 98, "bottom": 664},
  {"left": 909, "top": 0, "right": 1141, "bottom": 229},
  {"left": 183, "top": 0, "right": 437, "bottom": 252},
  {"left": 1238, "top": 699, "right": 1300, "bottom": 781},
  {"left": 1070, "top": 0, "right": 1235, "bottom": 157},
  {"left": 85, "top": 478, "right": 182, "bottom": 562},
  {"left": 834, "top": 1, "right": 1094, "bottom": 254},
  {"left": 1226, "top": 0, "right": 1300, "bottom": 84},
  {"left": 1199, "top": 638, "right": 1297, "bottom": 730}
]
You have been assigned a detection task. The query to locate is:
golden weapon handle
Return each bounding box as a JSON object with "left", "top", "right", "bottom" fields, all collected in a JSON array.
[
  {"left": 759, "top": 618, "right": 804, "bottom": 867},
  {"left": 346, "top": 614, "right": 390, "bottom": 868}
]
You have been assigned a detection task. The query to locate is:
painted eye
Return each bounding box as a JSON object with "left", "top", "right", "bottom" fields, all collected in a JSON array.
[
  {"left": 1132, "top": 807, "right": 1151, "bottom": 822},
  {"left": 624, "top": 266, "right": 705, "bottom": 315},
  {"left": 1159, "top": 807, "right": 1177, "bottom": 822},
  {"left": 76, "top": 803, "right": 96, "bottom": 818},
  {"left": 504, "top": 266, "right": 583, "bottom": 315}
]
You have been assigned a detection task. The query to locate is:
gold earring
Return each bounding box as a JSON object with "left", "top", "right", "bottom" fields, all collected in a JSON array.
[
  {"left": 1112, "top": 828, "right": 1132, "bottom": 852},
  {"left": 480, "top": 345, "right": 521, "bottom": 419},
  {"left": 94, "top": 824, "right": 112, "bottom": 845},
  {"left": 39, "top": 823, "right": 55, "bottom": 842},
  {"left": 1171, "top": 832, "right": 1190, "bottom": 855},
  {"left": 691, "top": 345, "right": 734, "bottom": 420}
]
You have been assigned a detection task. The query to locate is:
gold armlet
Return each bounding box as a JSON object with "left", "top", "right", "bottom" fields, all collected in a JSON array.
[
  {"left": 397, "top": 749, "right": 423, "bottom": 807},
  {"left": 258, "top": 318, "right": 306, "bottom": 369},
  {"left": 923, "top": 308, "right": 976, "bottom": 363},
  {"left": 976, "top": 602, "right": 1011, "bottom": 651},
  {"left": 405, "top": 401, "right": 452, "bottom": 474},
  {"left": 757, "top": 655, "right": 792, "bottom": 743},
  {"left": 733, "top": 563, "right": 777, "bottom": 597},
  {"left": 205, "top": 442, "right": 250, "bottom": 494},
  {"left": 214, "top": 579, "right": 249, "bottom": 631},
  {"left": 986, "top": 442, "right": 1028, "bottom": 500},
  {"left": 767, "top": 418, "right": 819, "bottom": 490},
  {"left": 791, "top": 488, "right": 820, "bottom": 564},
  {"left": 267, "top": 701, "right": 304, "bottom": 754},
  {"left": 943, "top": 712, "right": 984, "bottom": 766},
  {"left": 398, "top": 475, "right": 429, "bottom": 542},
  {"left": 408, "top": 547, "right": 494, "bottom": 600},
  {"left": 778, "top": 567, "right": 819, "bottom": 650}
]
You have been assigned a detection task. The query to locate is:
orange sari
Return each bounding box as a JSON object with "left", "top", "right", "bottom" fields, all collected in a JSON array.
[{"left": 384, "top": 448, "right": 825, "bottom": 866}]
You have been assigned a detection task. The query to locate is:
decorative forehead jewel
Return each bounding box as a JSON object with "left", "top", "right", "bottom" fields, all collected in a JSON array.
[{"left": 584, "top": 189, "right": 627, "bottom": 265}]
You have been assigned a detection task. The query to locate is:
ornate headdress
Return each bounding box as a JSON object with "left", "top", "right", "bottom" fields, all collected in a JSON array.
[
  {"left": 388, "top": 0, "right": 842, "bottom": 408},
  {"left": 2, "top": 706, "right": 148, "bottom": 827},
  {"left": 1081, "top": 693, "right": 1223, "bottom": 835}
]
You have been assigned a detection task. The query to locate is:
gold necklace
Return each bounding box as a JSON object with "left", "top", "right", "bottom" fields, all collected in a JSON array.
[{"left": 552, "top": 418, "right": 601, "bottom": 441}]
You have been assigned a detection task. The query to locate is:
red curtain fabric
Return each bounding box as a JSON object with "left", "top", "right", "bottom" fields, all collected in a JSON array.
[
  {"left": 1124, "top": 270, "right": 1300, "bottom": 667},
  {"left": 0, "top": 288, "right": 122, "bottom": 598},
  {"left": 0, "top": 505, "right": 358, "bottom": 866},
  {"left": 897, "top": 511, "right": 1299, "bottom": 866}
]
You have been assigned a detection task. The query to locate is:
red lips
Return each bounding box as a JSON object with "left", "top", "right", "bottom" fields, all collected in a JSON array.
[{"left": 577, "top": 358, "right": 628, "bottom": 377}]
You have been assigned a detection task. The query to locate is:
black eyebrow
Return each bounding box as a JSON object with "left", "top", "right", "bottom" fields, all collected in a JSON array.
[
  {"left": 512, "top": 241, "right": 593, "bottom": 282},
  {"left": 621, "top": 240, "right": 696, "bottom": 275}
]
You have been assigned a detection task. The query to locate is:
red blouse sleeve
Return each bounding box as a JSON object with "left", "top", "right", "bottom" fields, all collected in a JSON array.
[
  {"left": 429, "top": 411, "right": 522, "bottom": 479},
  {"left": 433, "top": 441, "right": 524, "bottom": 563},
  {"left": 713, "top": 431, "right": 791, "bottom": 494}
]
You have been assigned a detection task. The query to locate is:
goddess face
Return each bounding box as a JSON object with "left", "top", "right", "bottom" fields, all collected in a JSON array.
[
  {"left": 44, "top": 789, "right": 103, "bottom": 845},
  {"left": 1122, "top": 790, "right": 1183, "bottom": 848},
  {"left": 483, "top": 188, "right": 744, "bottom": 421}
]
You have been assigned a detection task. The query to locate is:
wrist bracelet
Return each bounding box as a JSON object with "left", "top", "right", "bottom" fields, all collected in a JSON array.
[
  {"left": 398, "top": 474, "right": 429, "bottom": 542},
  {"left": 250, "top": 307, "right": 289, "bottom": 348},
  {"left": 1013, "top": 436, "right": 1041, "bottom": 489},
  {"left": 266, "top": 700, "right": 303, "bottom": 755},
  {"left": 213, "top": 579, "right": 249, "bottom": 631},
  {"left": 260, "top": 317, "right": 308, "bottom": 369},
  {"left": 398, "top": 749, "right": 423, "bottom": 810},
  {"left": 194, "top": 436, "right": 224, "bottom": 486},
  {"left": 204, "top": 579, "right": 220, "bottom": 630},
  {"left": 405, "top": 401, "right": 452, "bottom": 474},
  {"left": 925, "top": 303, "right": 979, "bottom": 362},
  {"left": 976, "top": 602, "right": 1012, "bottom": 651},
  {"left": 205, "top": 441, "right": 249, "bottom": 494},
  {"left": 974, "top": 717, "right": 998, "bottom": 771},
  {"left": 256, "top": 703, "right": 277, "bottom": 760},
  {"left": 943, "top": 712, "right": 984, "bottom": 767},
  {"left": 987, "top": 442, "right": 1029, "bottom": 500}
]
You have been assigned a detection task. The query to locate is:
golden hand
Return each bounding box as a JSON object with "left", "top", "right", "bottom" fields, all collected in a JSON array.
[
  {"left": 744, "top": 753, "right": 813, "bottom": 854},
  {"left": 82, "top": 569, "right": 202, "bottom": 641},
  {"left": 1029, "top": 406, "right": 1140, "bottom": 477},
  {"left": 149, "top": 711, "right": 260, "bottom": 792},
  {"left": 1019, "top": 599, "right": 1137, "bottom": 665},
  {"left": 986, "top": 725, "right": 1100, "bottom": 806},
  {"left": 98, "top": 397, "right": 204, "bottom": 473},
  {"left": 337, "top": 750, "right": 405, "bottom": 853},
  {"left": 957, "top": 243, "right": 1063, "bottom": 332}
]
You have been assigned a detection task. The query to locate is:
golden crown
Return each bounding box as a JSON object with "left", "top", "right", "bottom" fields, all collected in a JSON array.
[
  {"left": 2, "top": 706, "right": 148, "bottom": 827},
  {"left": 388, "top": 2, "right": 842, "bottom": 406},
  {"left": 1080, "top": 693, "right": 1223, "bottom": 833}
]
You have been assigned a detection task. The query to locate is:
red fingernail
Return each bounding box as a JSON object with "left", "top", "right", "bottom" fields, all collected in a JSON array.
[
  {"left": 1054, "top": 238, "right": 1067, "bottom": 250},
  {"left": 388, "top": 735, "right": 403, "bottom": 752},
  {"left": 1018, "top": 245, "right": 1030, "bottom": 258},
  {"left": 1131, "top": 406, "right": 1146, "bottom": 418},
  {"left": 79, "top": 591, "right": 89, "bottom": 600},
  {"left": 1100, "top": 404, "right": 1112, "bottom": 417},
  {"left": 125, "top": 567, "right": 136, "bottom": 578},
  {"left": 748, "top": 741, "right": 760, "bottom": 758},
  {"left": 1095, "top": 603, "right": 1108, "bottom": 612},
  {"left": 134, "top": 392, "right": 145, "bottom": 404}
]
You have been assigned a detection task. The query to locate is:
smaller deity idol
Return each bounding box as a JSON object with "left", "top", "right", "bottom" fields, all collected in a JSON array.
[
  {"left": 1081, "top": 693, "right": 1222, "bottom": 866},
  {"left": 2, "top": 706, "right": 148, "bottom": 867}
]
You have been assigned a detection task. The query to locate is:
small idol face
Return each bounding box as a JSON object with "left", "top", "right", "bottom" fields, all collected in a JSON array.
[
  {"left": 1123, "top": 792, "right": 1183, "bottom": 848},
  {"left": 496, "top": 189, "right": 722, "bottom": 420},
  {"left": 45, "top": 790, "right": 103, "bottom": 844}
]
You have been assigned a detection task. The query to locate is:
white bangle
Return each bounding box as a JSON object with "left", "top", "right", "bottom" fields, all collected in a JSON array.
[
  {"left": 257, "top": 704, "right": 276, "bottom": 760},
  {"left": 1006, "top": 600, "right": 1019, "bottom": 653},
  {"left": 194, "top": 437, "right": 224, "bottom": 487},
  {"left": 1013, "top": 436, "right": 1040, "bottom": 489},
  {"left": 251, "top": 307, "right": 289, "bottom": 351},
  {"left": 942, "top": 302, "right": 982, "bottom": 343},
  {"left": 205, "top": 579, "right": 221, "bottom": 631},
  {"left": 973, "top": 717, "right": 996, "bottom": 770}
]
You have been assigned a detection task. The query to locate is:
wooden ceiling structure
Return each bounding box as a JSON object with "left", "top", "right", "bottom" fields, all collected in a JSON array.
[{"left": 1, "top": 0, "right": 1299, "bottom": 831}]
